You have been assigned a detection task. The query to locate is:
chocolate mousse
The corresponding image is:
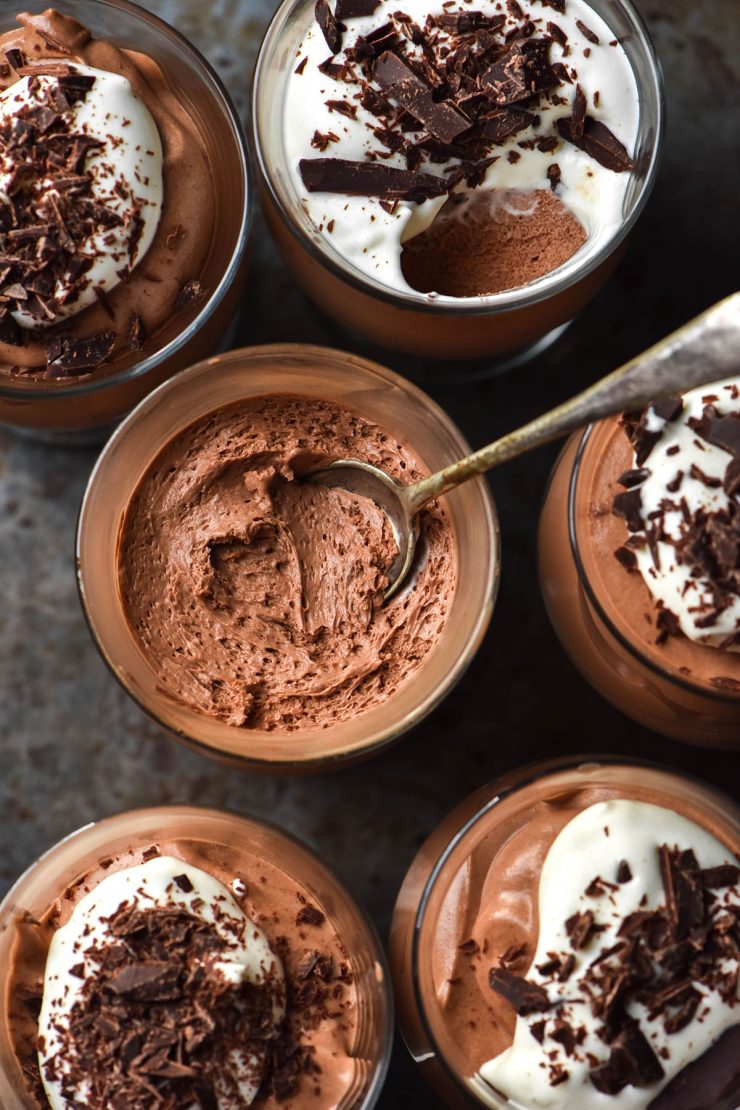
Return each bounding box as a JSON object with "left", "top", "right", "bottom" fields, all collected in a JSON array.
[
  {"left": 118, "top": 394, "right": 455, "bottom": 731},
  {"left": 393, "top": 765, "right": 740, "bottom": 1109},
  {"left": 6, "top": 833, "right": 362, "bottom": 1107},
  {"left": 285, "top": 0, "right": 638, "bottom": 299},
  {"left": 0, "top": 9, "right": 214, "bottom": 379}
]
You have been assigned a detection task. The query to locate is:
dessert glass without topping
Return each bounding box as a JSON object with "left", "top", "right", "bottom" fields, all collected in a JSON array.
[
  {"left": 0, "top": 0, "right": 250, "bottom": 440},
  {"left": 252, "top": 0, "right": 663, "bottom": 363},
  {"left": 538, "top": 416, "right": 740, "bottom": 749},
  {"left": 0, "top": 805, "right": 392, "bottom": 1108},
  {"left": 76, "top": 344, "right": 498, "bottom": 771},
  {"left": 389, "top": 757, "right": 740, "bottom": 1109}
]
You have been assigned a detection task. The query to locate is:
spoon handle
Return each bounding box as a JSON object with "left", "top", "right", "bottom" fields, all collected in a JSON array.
[{"left": 407, "top": 292, "right": 740, "bottom": 514}]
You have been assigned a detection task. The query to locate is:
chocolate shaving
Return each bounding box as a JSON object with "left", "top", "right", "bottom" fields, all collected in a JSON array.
[
  {"left": 127, "top": 313, "right": 146, "bottom": 351},
  {"left": 576, "top": 18, "right": 600, "bottom": 44}
]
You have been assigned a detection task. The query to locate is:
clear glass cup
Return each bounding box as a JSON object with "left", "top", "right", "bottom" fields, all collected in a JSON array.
[
  {"left": 76, "top": 343, "right": 499, "bottom": 771},
  {"left": 389, "top": 757, "right": 740, "bottom": 1108},
  {"left": 0, "top": 0, "right": 250, "bottom": 441},
  {"left": 0, "top": 804, "right": 393, "bottom": 1109},
  {"left": 252, "top": 0, "right": 664, "bottom": 364},
  {"left": 538, "top": 424, "right": 740, "bottom": 749}
]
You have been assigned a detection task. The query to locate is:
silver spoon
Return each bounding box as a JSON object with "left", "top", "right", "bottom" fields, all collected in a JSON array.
[{"left": 310, "top": 293, "right": 740, "bottom": 601}]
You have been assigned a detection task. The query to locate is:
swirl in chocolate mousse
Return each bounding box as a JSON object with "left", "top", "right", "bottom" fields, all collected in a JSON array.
[
  {"left": 431, "top": 783, "right": 740, "bottom": 1109},
  {"left": 0, "top": 10, "right": 214, "bottom": 378},
  {"left": 7, "top": 841, "right": 360, "bottom": 1108},
  {"left": 118, "top": 394, "right": 455, "bottom": 732}
]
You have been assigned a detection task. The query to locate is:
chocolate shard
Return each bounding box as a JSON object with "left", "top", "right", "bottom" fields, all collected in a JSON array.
[
  {"left": 613, "top": 488, "right": 643, "bottom": 532},
  {"left": 546, "top": 163, "right": 561, "bottom": 191},
  {"left": 127, "top": 313, "right": 146, "bottom": 351},
  {"left": 700, "top": 864, "right": 740, "bottom": 889},
  {"left": 690, "top": 404, "right": 740, "bottom": 457},
  {"left": 480, "top": 37, "right": 557, "bottom": 106},
  {"left": 652, "top": 396, "right": 683, "bottom": 423},
  {"left": 374, "top": 52, "right": 471, "bottom": 144},
  {"left": 489, "top": 968, "right": 552, "bottom": 1015},
  {"left": 296, "top": 904, "right": 326, "bottom": 926},
  {"left": 173, "top": 873, "right": 194, "bottom": 893},
  {"left": 614, "top": 545, "right": 637, "bottom": 570},
  {"left": 46, "top": 330, "right": 117, "bottom": 375},
  {"left": 659, "top": 845, "right": 705, "bottom": 938},
  {"left": 299, "top": 157, "right": 448, "bottom": 200},
  {"left": 565, "top": 908, "right": 598, "bottom": 950},
  {"left": 315, "top": 0, "right": 343, "bottom": 54},
  {"left": 557, "top": 114, "right": 635, "bottom": 172},
  {"left": 478, "top": 106, "right": 535, "bottom": 142},
  {"left": 335, "top": 0, "right": 379, "bottom": 16},
  {"left": 106, "top": 960, "right": 181, "bottom": 1001},
  {"left": 5, "top": 47, "right": 25, "bottom": 70},
  {"left": 571, "top": 83, "right": 587, "bottom": 140}
]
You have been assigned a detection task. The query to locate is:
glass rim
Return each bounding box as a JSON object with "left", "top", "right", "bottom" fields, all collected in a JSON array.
[
  {"left": 75, "top": 342, "right": 500, "bottom": 770},
  {"left": 406, "top": 753, "right": 740, "bottom": 1106},
  {"left": 0, "top": 801, "right": 395, "bottom": 1110},
  {"left": 0, "top": 0, "right": 252, "bottom": 402},
  {"left": 568, "top": 423, "right": 740, "bottom": 706},
  {"left": 252, "top": 0, "right": 665, "bottom": 317}
]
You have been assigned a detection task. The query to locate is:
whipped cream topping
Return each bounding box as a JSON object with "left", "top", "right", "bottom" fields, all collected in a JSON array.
[
  {"left": 0, "top": 63, "right": 163, "bottom": 329},
  {"left": 616, "top": 379, "right": 740, "bottom": 651},
  {"left": 37, "top": 855, "right": 284, "bottom": 1108},
  {"left": 480, "top": 800, "right": 740, "bottom": 1109},
  {"left": 283, "top": 0, "right": 639, "bottom": 298}
]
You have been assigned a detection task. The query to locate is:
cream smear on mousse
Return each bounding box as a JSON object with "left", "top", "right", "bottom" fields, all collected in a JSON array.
[
  {"left": 613, "top": 379, "right": 740, "bottom": 651},
  {"left": 483, "top": 800, "right": 740, "bottom": 1109}
]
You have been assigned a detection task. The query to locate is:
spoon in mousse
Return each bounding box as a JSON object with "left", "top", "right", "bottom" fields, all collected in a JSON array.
[{"left": 309, "top": 293, "right": 740, "bottom": 600}]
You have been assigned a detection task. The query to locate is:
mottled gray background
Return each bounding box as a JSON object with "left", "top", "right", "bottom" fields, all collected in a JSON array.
[{"left": 1, "top": 0, "right": 738, "bottom": 1105}]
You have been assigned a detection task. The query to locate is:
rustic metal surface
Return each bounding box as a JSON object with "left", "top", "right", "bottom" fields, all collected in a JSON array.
[{"left": 0, "top": 0, "right": 738, "bottom": 1104}]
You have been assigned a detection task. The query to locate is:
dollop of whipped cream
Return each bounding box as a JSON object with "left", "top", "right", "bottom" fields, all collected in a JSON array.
[
  {"left": 283, "top": 0, "right": 639, "bottom": 297},
  {"left": 37, "top": 855, "right": 284, "bottom": 1108},
  {"left": 614, "top": 378, "right": 740, "bottom": 650},
  {"left": 481, "top": 800, "right": 740, "bottom": 1109},
  {"left": 0, "top": 62, "right": 163, "bottom": 329}
]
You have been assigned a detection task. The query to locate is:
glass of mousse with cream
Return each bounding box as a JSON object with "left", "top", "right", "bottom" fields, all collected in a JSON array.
[
  {"left": 390, "top": 757, "right": 740, "bottom": 1110},
  {"left": 76, "top": 344, "right": 498, "bottom": 771},
  {"left": 0, "top": 804, "right": 392, "bottom": 1108},
  {"left": 0, "top": 2, "right": 250, "bottom": 440},
  {"left": 253, "top": 0, "right": 663, "bottom": 364},
  {"left": 539, "top": 377, "right": 740, "bottom": 749}
]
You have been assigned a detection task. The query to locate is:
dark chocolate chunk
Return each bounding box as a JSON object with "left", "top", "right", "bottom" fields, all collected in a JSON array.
[
  {"left": 489, "top": 968, "right": 551, "bottom": 1015},
  {"left": 106, "top": 961, "right": 181, "bottom": 1001},
  {"left": 296, "top": 903, "right": 326, "bottom": 926},
  {"left": 299, "top": 157, "right": 448, "bottom": 199},
  {"left": 614, "top": 545, "right": 637, "bottom": 570},
  {"left": 690, "top": 404, "right": 740, "bottom": 458},
  {"left": 478, "top": 107, "right": 535, "bottom": 142},
  {"left": 557, "top": 114, "right": 635, "bottom": 172},
  {"left": 374, "top": 51, "right": 470, "bottom": 144},
  {"left": 546, "top": 162, "right": 561, "bottom": 191},
  {"left": 653, "top": 396, "right": 683, "bottom": 423},
  {"left": 315, "top": 0, "right": 343, "bottom": 54},
  {"left": 659, "top": 845, "right": 705, "bottom": 938},
  {"left": 127, "top": 314, "right": 146, "bottom": 351},
  {"left": 480, "top": 37, "right": 557, "bottom": 106},
  {"left": 335, "top": 0, "right": 379, "bottom": 15},
  {"left": 565, "top": 908, "right": 598, "bottom": 949},
  {"left": 571, "top": 83, "right": 587, "bottom": 140},
  {"left": 46, "top": 331, "right": 117, "bottom": 375},
  {"left": 4, "top": 48, "right": 25, "bottom": 70},
  {"left": 172, "top": 873, "right": 194, "bottom": 893},
  {"left": 700, "top": 864, "right": 740, "bottom": 889},
  {"left": 616, "top": 860, "right": 633, "bottom": 883},
  {"left": 613, "top": 488, "right": 644, "bottom": 532}
]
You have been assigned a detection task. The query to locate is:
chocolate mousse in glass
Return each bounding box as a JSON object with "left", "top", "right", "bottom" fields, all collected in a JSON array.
[
  {"left": 539, "top": 378, "right": 740, "bottom": 749},
  {"left": 76, "top": 344, "right": 498, "bottom": 771},
  {"left": 0, "top": 805, "right": 392, "bottom": 1108},
  {"left": 390, "top": 757, "right": 740, "bottom": 1110},
  {"left": 253, "top": 0, "right": 663, "bottom": 363},
  {"left": 0, "top": 3, "right": 249, "bottom": 439}
]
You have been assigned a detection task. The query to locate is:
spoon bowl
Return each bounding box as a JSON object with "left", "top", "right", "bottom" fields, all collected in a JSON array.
[{"left": 308, "top": 294, "right": 740, "bottom": 599}]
